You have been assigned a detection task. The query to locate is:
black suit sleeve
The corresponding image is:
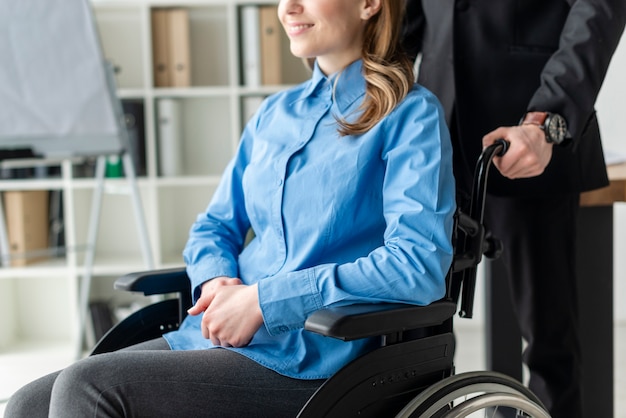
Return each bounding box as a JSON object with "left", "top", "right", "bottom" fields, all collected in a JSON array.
[
  {"left": 401, "top": 0, "right": 426, "bottom": 62},
  {"left": 527, "top": 0, "right": 626, "bottom": 141}
]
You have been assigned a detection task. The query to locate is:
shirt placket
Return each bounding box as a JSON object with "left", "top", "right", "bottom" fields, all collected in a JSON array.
[{"left": 268, "top": 82, "right": 334, "bottom": 275}]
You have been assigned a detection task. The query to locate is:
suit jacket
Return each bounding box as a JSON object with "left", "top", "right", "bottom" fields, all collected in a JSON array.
[{"left": 402, "top": 0, "right": 626, "bottom": 196}]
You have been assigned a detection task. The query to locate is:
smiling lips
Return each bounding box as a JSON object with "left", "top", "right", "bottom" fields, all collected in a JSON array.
[{"left": 287, "top": 23, "right": 314, "bottom": 35}]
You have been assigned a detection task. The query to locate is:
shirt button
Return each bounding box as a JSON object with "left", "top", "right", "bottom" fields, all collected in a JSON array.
[{"left": 277, "top": 178, "right": 283, "bottom": 186}]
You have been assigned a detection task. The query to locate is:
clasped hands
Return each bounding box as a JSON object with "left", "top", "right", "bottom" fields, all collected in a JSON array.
[
  {"left": 187, "top": 277, "right": 264, "bottom": 348},
  {"left": 483, "top": 123, "right": 553, "bottom": 179}
]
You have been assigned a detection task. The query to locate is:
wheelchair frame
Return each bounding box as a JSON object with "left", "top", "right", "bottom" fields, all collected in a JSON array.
[{"left": 92, "top": 139, "right": 551, "bottom": 417}]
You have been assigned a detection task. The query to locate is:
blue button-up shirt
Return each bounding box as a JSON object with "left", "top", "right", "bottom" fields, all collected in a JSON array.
[{"left": 165, "top": 60, "right": 456, "bottom": 380}]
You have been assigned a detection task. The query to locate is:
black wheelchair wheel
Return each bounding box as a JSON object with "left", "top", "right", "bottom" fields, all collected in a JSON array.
[{"left": 395, "top": 371, "right": 550, "bottom": 418}]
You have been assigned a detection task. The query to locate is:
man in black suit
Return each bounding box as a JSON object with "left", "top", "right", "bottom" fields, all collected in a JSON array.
[{"left": 402, "top": 1, "right": 625, "bottom": 417}]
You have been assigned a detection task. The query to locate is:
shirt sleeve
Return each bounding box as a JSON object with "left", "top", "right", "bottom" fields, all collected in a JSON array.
[
  {"left": 182, "top": 111, "right": 261, "bottom": 301},
  {"left": 258, "top": 91, "right": 457, "bottom": 336},
  {"left": 527, "top": 0, "right": 625, "bottom": 141},
  {"left": 400, "top": 0, "right": 426, "bottom": 61}
]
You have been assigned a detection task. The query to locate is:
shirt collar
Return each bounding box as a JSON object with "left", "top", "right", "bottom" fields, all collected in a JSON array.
[
  {"left": 300, "top": 62, "right": 327, "bottom": 98},
  {"left": 300, "top": 59, "right": 367, "bottom": 114}
]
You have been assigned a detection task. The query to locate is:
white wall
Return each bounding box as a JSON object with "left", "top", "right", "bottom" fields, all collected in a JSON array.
[
  {"left": 596, "top": 33, "right": 626, "bottom": 322},
  {"left": 0, "top": 280, "right": 16, "bottom": 349}
]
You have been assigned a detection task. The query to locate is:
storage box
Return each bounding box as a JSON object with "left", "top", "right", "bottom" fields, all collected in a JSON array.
[{"left": 3, "top": 190, "right": 49, "bottom": 267}]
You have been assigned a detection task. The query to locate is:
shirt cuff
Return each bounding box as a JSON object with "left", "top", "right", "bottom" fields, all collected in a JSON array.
[
  {"left": 258, "top": 268, "right": 323, "bottom": 336},
  {"left": 185, "top": 257, "right": 239, "bottom": 302}
]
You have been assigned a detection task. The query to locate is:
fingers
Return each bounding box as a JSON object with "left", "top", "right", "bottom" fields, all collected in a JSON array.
[
  {"left": 200, "top": 284, "right": 263, "bottom": 348},
  {"left": 187, "top": 303, "right": 205, "bottom": 316},
  {"left": 187, "top": 294, "right": 213, "bottom": 317},
  {"left": 203, "top": 310, "right": 251, "bottom": 347},
  {"left": 187, "top": 276, "right": 242, "bottom": 316}
]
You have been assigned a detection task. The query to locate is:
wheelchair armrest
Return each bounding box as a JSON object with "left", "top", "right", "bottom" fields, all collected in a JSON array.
[
  {"left": 304, "top": 299, "right": 457, "bottom": 341},
  {"left": 114, "top": 267, "right": 191, "bottom": 296}
]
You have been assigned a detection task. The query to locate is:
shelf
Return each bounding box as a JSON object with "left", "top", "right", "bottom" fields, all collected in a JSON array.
[
  {"left": 154, "top": 175, "right": 221, "bottom": 186},
  {"left": 1, "top": 0, "right": 311, "bottom": 351},
  {"left": 0, "top": 179, "right": 66, "bottom": 191},
  {"left": 0, "top": 252, "right": 154, "bottom": 279},
  {"left": 0, "top": 260, "right": 72, "bottom": 280},
  {"left": 151, "top": 86, "right": 233, "bottom": 97},
  {"left": 117, "top": 88, "right": 149, "bottom": 99}
]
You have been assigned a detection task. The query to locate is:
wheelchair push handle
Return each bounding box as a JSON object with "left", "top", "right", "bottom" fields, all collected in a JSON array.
[
  {"left": 458, "top": 138, "right": 509, "bottom": 319},
  {"left": 492, "top": 138, "right": 509, "bottom": 155},
  {"left": 470, "top": 138, "right": 509, "bottom": 222}
]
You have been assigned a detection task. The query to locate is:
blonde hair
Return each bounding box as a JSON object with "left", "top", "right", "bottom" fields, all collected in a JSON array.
[{"left": 338, "top": 0, "right": 414, "bottom": 136}]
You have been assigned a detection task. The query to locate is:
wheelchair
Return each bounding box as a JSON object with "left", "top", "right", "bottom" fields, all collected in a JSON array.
[{"left": 91, "top": 139, "right": 551, "bottom": 417}]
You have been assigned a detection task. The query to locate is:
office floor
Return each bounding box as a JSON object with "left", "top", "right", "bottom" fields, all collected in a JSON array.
[{"left": 1, "top": 323, "right": 625, "bottom": 417}]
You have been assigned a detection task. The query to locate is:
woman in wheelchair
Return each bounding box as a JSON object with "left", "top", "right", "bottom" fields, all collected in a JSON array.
[{"left": 6, "top": 0, "right": 456, "bottom": 416}]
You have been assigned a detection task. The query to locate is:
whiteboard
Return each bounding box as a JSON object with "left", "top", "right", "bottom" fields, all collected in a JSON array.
[{"left": 0, "top": 0, "right": 126, "bottom": 158}]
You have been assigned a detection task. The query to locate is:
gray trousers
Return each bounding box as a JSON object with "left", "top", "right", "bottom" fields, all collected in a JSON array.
[{"left": 5, "top": 338, "right": 324, "bottom": 417}]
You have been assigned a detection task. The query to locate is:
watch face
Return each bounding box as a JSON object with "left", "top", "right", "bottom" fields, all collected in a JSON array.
[{"left": 547, "top": 113, "right": 567, "bottom": 144}]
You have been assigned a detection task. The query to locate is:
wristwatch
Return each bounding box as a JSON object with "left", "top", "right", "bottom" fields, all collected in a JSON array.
[{"left": 520, "top": 111, "right": 568, "bottom": 145}]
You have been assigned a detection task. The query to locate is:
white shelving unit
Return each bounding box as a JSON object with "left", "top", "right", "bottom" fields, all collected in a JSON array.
[{"left": 0, "top": 0, "right": 310, "bottom": 350}]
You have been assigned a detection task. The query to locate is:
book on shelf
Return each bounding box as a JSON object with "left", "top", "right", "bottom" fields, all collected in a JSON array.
[
  {"left": 156, "top": 98, "right": 184, "bottom": 177},
  {"left": 151, "top": 8, "right": 170, "bottom": 87},
  {"left": 151, "top": 8, "right": 191, "bottom": 87},
  {"left": 3, "top": 190, "right": 49, "bottom": 267},
  {"left": 241, "top": 5, "right": 284, "bottom": 87},
  {"left": 167, "top": 8, "right": 191, "bottom": 87},
  {"left": 259, "top": 6, "right": 282, "bottom": 85},
  {"left": 240, "top": 5, "right": 261, "bottom": 87},
  {"left": 48, "top": 190, "right": 65, "bottom": 258},
  {"left": 122, "top": 99, "right": 147, "bottom": 177}
]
